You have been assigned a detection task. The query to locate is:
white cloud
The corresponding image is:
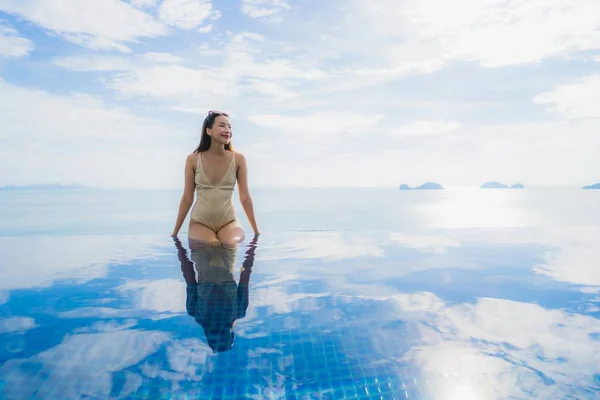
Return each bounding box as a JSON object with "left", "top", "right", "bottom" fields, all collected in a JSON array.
[
  {"left": 246, "top": 111, "right": 384, "bottom": 139},
  {"left": 341, "top": 0, "right": 600, "bottom": 74},
  {"left": 0, "top": 78, "right": 177, "bottom": 141},
  {"left": 244, "top": 78, "right": 295, "bottom": 99},
  {"left": 61, "top": 33, "right": 134, "bottom": 53},
  {"left": 73, "top": 319, "right": 139, "bottom": 334},
  {"left": 0, "top": 330, "right": 170, "bottom": 400},
  {"left": 247, "top": 287, "right": 329, "bottom": 316},
  {"left": 0, "top": 235, "right": 166, "bottom": 291},
  {"left": 58, "top": 308, "right": 143, "bottom": 319},
  {"left": 0, "top": 0, "right": 166, "bottom": 51},
  {"left": 106, "top": 64, "right": 231, "bottom": 99},
  {"left": 0, "top": 330, "right": 215, "bottom": 399},
  {"left": 117, "top": 279, "right": 186, "bottom": 313},
  {"left": 241, "top": 0, "right": 291, "bottom": 20},
  {"left": 533, "top": 74, "right": 600, "bottom": 119},
  {"left": 131, "top": 0, "right": 158, "bottom": 8},
  {"left": 53, "top": 55, "right": 137, "bottom": 71},
  {"left": 0, "top": 78, "right": 191, "bottom": 187},
  {"left": 56, "top": 32, "right": 327, "bottom": 110},
  {"left": 388, "top": 233, "right": 461, "bottom": 253},
  {"left": 143, "top": 51, "right": 184, "bottom": 63},
  {"left": 535, "top": 244, "right": 599, "bottom": 286},
  {"left": 531, "top": 227, "right": 600, "bottom": 286},
  {"left": 401, "top": 296, "right": 600, "bottom": 398},
  {"left": 3, "top": 1, "right": 600, "bottom": 189},
  {"left": 235, "top": 57, "right": 325, "bottom": 82},
  {"left": 253, "top": 228, "right": 600, "bottom": 300},
  {"left": 160, "top": 338, "right": 212, "bottom": 380},
  {"left": 244, "top": 231, "right": 489, "bottom": 301},
  {"left": 246, "top": 115, "right": 600, "bottom": 187},
  {"left": 158, "top": 0, "right": 218, "bottom": 30},
  {"left": 258, "top": 232, "right": 384, "bottom": 261},
  {"left": 307, "top": 288, "right": 600, "bottom": 398},
  {"left": 445, "top": 227, "right": 600, "bottom": 288},
  {"left": 198, "top": 24, "right": 213, "bottom": 33},
  {"left": 0, "top": 317, "right": 37, "bottom": 333},
  {"left": 202, "top": 228, "right": 600, "bottom": 396},
  {"left": 0, "top": 21, "right": 33, "bottom": 57},
  {"left": 238, "top": 98, "right": 600, "bottom": 186},
  {"left": 390, "top": 120, "right": 461, "bottom": 137},
  {"left": 52, "top": 52, "right": 184, "bottom": 72},
  {"left": 249, "top": 227, "right": 599, "bottom": 306}
]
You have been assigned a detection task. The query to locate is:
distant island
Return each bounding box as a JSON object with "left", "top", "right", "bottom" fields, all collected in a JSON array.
[
  {"left": 0, "top": 184, "right": 90, "bottom": 190},
  {"left": 583, "top": 183, "right": 600, "bottom": 189},
  {"left": 480, "top": 181, "right": 524, "bottom": 189},
  {"left": 399, "top": 182, "right": 444, "bottom": 190}
]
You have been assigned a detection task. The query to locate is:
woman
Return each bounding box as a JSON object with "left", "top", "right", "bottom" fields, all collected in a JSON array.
[{"left": 171, "top": 110, "right": 259, "bottom": 245}]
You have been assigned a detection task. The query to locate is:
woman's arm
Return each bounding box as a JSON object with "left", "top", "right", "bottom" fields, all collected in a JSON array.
[
  {"left": 236, "top": 152, "right": 260, "bottom": 235},
  {"left": 171, "top": 153, "right": 196, "bottom": 236},
  {"left": 235, "top": 235, "right": 258, "bottom": 321},
  {"left": 173, "top": 236, "right": 197, "bottom": 285},
  {"left": 172, "top": 236, "right": 199, "bottom": 317}
]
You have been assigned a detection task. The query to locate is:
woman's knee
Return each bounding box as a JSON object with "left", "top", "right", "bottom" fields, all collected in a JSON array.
[
  {"left": 219, "top": 229, "right": 245, "bottom": 247},
  {"left": 188, "top": 222, "right": 220, "bottom": 246},
  {"left": 221, "top": 236, "right": 243, "bottom": 247}
]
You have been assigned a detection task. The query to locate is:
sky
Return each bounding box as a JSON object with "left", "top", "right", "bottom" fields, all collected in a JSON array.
[{"left": 0, "top": 0, "right": 599, "bottom": 189}]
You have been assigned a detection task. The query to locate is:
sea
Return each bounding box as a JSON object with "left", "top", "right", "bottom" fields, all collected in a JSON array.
[{"left": 1, "top": 186, "right": 599, "bottom": 399}]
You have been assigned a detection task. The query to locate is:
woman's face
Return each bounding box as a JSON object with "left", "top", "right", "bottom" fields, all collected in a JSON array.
[{"left": 207, "top": 115, "right": 232, "bottom": 144}]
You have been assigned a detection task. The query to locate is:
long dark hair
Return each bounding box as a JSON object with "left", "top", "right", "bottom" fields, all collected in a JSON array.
[{"left": 194, "top": 111, "right": 233, "bottom": 153}]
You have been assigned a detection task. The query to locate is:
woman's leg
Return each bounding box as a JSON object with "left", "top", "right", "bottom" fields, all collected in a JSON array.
[
  {"left": 189, "top": 221, "right": 220, "bottom": 246},
  {"left": 217, "top": 220, "right": 245, "bottom": 247}
]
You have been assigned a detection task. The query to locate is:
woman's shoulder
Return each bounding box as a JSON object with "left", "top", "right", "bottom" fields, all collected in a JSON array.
[
  {"left": 186, "top": 152, "right": 200, "bottom": 163},
  {"left": 233, "top": 151, "right": 246, "bottom": 163},
  {"left": 185, "top": 152, "right": 201, "bottom": 171}
]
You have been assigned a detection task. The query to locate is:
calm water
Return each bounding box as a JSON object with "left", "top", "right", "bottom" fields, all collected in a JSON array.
[
  {"left": 1, "top": 187, "right": 599, "bottom": 399},
  {"left": 1, "top": 187, "right": 599, "bottom": 236}
]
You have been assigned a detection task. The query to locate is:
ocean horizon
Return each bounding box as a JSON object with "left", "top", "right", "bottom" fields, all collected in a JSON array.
[
  {"left": 1, "top": 183, "right": 597, "bottom": 190},
  {"left": 2, "top": 186, "right": 600, "bottom": 237}
]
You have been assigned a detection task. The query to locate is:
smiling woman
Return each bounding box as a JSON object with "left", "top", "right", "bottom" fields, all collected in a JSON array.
[{"left": 171, "top": 110, "right": 260, "bottom": 246}]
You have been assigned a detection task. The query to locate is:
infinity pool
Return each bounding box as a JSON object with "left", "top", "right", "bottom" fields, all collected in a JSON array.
[{"left": 1, "top": 227, "right": 599, "bottom": 399}]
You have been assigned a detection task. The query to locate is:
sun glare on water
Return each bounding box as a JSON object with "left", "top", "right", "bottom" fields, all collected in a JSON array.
[
  {"left": 415, "top": 187, "right": 533, "bottom": 229},
  {"left": 446, "top": 384, "right": 483, "bottom": 400}
]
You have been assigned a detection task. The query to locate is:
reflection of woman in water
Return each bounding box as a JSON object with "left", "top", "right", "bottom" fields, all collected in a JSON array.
[
  {"left": 171, "top": 110, "right": 260, "bottom": 246},
  {"left": 173, "top": 235, "right": 258, "bottom": 353}
]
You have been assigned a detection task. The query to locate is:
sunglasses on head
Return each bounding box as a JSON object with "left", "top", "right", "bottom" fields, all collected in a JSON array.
[{"left": 206, "top": 110, "right": 229, "bottom": 119}]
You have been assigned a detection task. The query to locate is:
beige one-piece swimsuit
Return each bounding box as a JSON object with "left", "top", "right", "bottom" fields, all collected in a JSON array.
[{"left": 190, "top": 151, "right": 237, "bottom": 232}]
